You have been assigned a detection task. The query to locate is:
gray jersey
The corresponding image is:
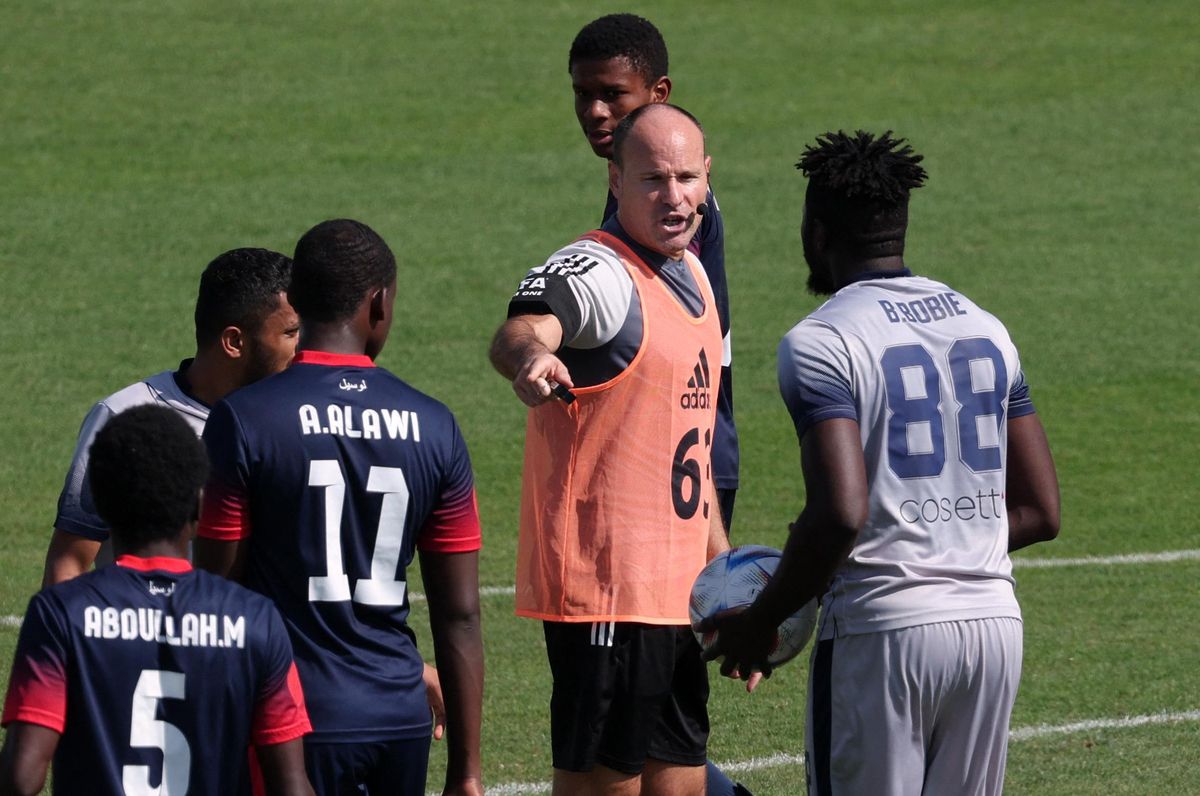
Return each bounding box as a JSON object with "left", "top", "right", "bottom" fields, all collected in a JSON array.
[
  {"left": 54, "top": 367, "right": 208, "bottom": 541},
  {"left": 778, "top": 275, "right": 1037, "bottom": 640}
]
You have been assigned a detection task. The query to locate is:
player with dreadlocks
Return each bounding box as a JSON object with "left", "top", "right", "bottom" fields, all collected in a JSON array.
[{"left": 703, "top": 131, "right": 1061, "bottom": 795}]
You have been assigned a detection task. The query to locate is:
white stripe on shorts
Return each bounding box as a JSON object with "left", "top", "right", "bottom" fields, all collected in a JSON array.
[{"left": 590, "top": 621, "right": 615, "bottom": 647}]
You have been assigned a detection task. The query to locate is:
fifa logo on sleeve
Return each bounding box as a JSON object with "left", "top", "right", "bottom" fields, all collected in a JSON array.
[{"left": 679, "top": 349, "right": 712, "bottom": 410}]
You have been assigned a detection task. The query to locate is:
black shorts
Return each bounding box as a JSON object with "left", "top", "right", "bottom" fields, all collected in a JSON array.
[
  {"left": 543, "top": 621, "right": 710, "bottom": 774},
  {"left": 303, "top": 736, "right": 430, "bottom": 796}
]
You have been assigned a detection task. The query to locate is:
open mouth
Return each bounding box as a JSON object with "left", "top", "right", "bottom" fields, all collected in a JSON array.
[{"left": 661, "top": 213, "right": 689, "bottom": 232}]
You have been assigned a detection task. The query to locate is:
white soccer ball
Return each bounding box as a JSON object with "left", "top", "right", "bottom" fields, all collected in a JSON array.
[{"left": 689, "top": 545, "right": 818, "bottom": 667}]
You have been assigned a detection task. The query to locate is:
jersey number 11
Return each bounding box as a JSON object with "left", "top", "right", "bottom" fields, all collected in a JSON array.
[{"left": 307, "top": 460, "right": 411, "bottom": 606}]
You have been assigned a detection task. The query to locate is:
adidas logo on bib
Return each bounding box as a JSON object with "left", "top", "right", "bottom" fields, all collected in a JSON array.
[{"left": 680, "top": 349, "right": 712, "bottom": 410}]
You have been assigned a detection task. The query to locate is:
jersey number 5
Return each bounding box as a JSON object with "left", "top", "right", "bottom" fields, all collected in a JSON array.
[
  {"left": 123, "top": 669, "right": 189, "bottom": 796},
  {"left": 881, "top": 338, "right": 1008, "bottom": 479},
  {"left": 307, "top": 460, "right": 411, "bottom": 606}
]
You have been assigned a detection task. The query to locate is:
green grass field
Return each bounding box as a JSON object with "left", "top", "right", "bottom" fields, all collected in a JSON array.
[{"left": 2, "top": 1, "right": 1197, "bottom": 793}]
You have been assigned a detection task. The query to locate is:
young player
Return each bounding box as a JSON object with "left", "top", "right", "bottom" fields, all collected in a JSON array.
[
  {"left": 1, "top": 405, "right": 313, "bottom": 796},
  {"left": 568, "top": 14, "right": 740, "bottom": 532},
  {"left": 44, "top": 248, "right": 298, "bottom": 585},
  {"left": 704, "top": 131, "right": 1061, "bottom": 795},
  {"left": 196, "top": 219, "right": 484, "bottom": 796}
]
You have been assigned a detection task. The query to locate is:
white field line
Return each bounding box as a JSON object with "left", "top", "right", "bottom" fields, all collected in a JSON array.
[
  {"left": 409, "top": 584, "right": 515, "bottom": 604},
  {"left": 1011, "top": 549, "right": 1200, "bottom": 569},
  {"left": 13, "top": 564, "right": 1179, "bottom": 619},
  {"left": 466, "top": 710, "right": 1200, "bottom": 796},
  {"left": 407, "top": 549, "right": 1200, "bottom": 602},
  {"left": 4, "top": 550, "right": 1199, "bottom": 627}
]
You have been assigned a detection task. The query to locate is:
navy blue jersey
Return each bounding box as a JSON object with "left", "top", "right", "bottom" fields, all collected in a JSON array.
[
  {"left": 198, "top": 350, "right": 482, "bottom": 743},
  {"left": 2, "top": 556, "right": 309, "bottom": 796},
  {"left": 604, "top": 188, "right": 739, "bottom": 489}
]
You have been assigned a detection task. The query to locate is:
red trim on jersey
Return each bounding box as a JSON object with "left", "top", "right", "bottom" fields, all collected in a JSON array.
[
  {"left": 251, "top": 662, "right": 312, "bottom": 746},
  {"left": 198, "top": 481, "right": 252, "bottom": 541},
  {"left": 292, "top": 350, "right": 376, "bottom": 368},
  {"left": 2, "top": 659, "right": 67, "bottom": 734},
  {"left": 115, "top": 555, "right": 192, "bottom": 573},
  {"left": 418, "top": 488, "right": 483, "bottom": 554}
]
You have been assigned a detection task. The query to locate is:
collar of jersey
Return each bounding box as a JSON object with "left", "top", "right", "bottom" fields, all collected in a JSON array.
[
  {"left": 115, "top": 555, "right": 192, "bottom": 573},
  {"left": 845, "top": 267, "right": 913, "bottom": 285},
  {"left": 293, "top": 350, "right": 376, "bottom": 368}
]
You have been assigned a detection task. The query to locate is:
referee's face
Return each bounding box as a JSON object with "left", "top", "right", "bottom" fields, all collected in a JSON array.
[
  {"left": 571, "top": 57, "right": 670, "bottom": 159},
  {"left": 609, "top": 107, "right": 710, "bottom": 260}
]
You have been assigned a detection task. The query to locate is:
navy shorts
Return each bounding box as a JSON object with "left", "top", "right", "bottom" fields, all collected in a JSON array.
[
  {"left": 544, "top": 621, "right": 709, "bottom": 774},
  {"left": 304, "top": 736, "right": 430, "bottom": 796}
]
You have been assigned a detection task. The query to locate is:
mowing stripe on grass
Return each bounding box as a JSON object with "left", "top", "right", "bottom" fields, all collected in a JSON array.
[
  {"left": 465, "top": 710, "right": 1200, "bottom": 795},
  {"left": 4, "top": 550, "right": 1199, "bottom": 627}
]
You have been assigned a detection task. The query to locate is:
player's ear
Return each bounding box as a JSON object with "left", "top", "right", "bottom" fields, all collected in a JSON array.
[
  {"left": 608, "top": 159, "right": 622, "bottom": 197},
  {"left": 368, "top": 285, "right": 388, "bottom": 326},
  {"left": 809, "top": 217, "right": 828, "bottom": 253},
  {"left": 219, "top": 326, "right": 245, "bottom": 359},
  {"left": 651, "top": 75, "right": 671, "bottom": 104}
]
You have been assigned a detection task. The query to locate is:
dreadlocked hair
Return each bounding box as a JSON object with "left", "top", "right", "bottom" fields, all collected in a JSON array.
[{"left": 797, "top": 130, "right": 927, "bottom": 205}]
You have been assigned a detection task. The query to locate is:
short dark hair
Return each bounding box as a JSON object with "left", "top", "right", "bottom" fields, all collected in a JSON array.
[
  {"left": 797, "top": 130, "right": 928, "bottom": 247},
  {"left": 290, "top": 219, "right": 397, "bottom": 324},
  {"left": 194, "top": 248, "right": 293, "bottom": 347},
  {"left": 569, "top": 13, "right": 668, "bottom": 85},
  {"left": 611, "top": 102, "right": 704, "bottom": 167},
  {"left": 89, "top": 405, "right": 209, "bottom": 548}
]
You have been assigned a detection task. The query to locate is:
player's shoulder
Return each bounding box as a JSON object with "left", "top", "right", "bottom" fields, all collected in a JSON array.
[
  {"left": 187, "top": 568, "right": 279, "bottom": 612},
  {"left": 97, "top": 369, "right": 173, "bottom": 411},
  {"left": 216, "top": 367, "right": 300, "bottom": 416},
  {"left": 372, "top": 368, "right": 460, "bottom": 421},
  {"left": 95, "top": 368, "right": 207, "bottom": 430},
  {"left": 538, "top": 235, "right": 626, "bottom": 277}
]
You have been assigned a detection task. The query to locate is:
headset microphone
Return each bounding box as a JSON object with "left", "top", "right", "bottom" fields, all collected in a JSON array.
[{"left": 696, "top": 202, "right": 709, "bottom": 216}]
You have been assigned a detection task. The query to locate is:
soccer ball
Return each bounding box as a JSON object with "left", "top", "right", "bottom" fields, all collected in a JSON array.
[{"left": 689, "top": 545, "right": 818, "bottom": 667}]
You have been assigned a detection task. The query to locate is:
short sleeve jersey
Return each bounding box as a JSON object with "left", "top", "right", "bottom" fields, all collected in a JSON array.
[
  {"left": 603, "top": 188, "right": 739, "bottom": 489},
  {"left": 198, "top": 350, "right": 482, "bottom": 742},
  {"left": 777, "top": 273, "right": 1037, "bottom": 640},
  {"left": 2, "top": 556, "right": 309, "bottom": 796},
  {"left": 506, "top": 216, "right": 711, "bottom": 381},
  {"left": 55, "top": 365, "right": 208, "bottom": 541}
]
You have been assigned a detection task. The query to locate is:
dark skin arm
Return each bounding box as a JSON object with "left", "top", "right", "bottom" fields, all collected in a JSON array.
[
  {"left": 1005, "top": 413, "right": 1061, "bottom": 552},
  {"left": 42, "top": 530, "right": 101, "bottom": 587},
  {"left": 193, "top": 537, "right": 248, "bottom": 582},
  {"left": 419, "top": 550, "right": 484, "bottom": 796},
  {"left": 256, "top": 738, "right": 316, "bottom": 796},
  {"left": 0, "top": 722, "right": 59, "bottom": 796},
  {"left": 703, "top": 418, "right": 868, "bottom": 680}
]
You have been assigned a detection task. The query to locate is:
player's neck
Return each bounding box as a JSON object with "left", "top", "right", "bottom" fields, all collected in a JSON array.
[
  {"left": 183, "top": 351, "right": 237, "bottom": 407},
  {"left": 299, "top": 327, "right": 372, "bottom": 359},
  {"left": 113, "top": 537, "right": 190, "bottom": 561},
  {"left": 835, "top": 256, "right": 907, "bottom": 288}
]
